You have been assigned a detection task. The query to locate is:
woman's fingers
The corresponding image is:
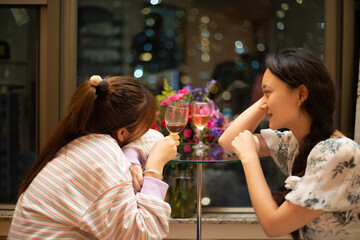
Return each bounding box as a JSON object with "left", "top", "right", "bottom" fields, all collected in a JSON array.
[
  {"left": 231, "top": 131, "right": 258, "bottom": 160},
  {"left": 129, "top": 164, "right": 143, "bottom": 193}
]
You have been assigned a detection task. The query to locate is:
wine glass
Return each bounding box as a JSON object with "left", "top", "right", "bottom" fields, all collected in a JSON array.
[
  {"left": 165, "top": 101, "right": 189, "bottom": 159},
  {"left": 191, "top": 101, "right": 211, "bottom": 151}
]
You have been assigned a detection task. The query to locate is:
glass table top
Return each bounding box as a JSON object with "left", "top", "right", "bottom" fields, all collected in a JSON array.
[{"left": 170, "top": 143, "right": 240, "bottom": 164}]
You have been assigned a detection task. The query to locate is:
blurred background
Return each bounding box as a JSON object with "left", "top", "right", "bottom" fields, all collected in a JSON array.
[
  {"left": 0, "top": 0, "right": 359, "bottom": 213},
  {"left": 77, "top": 0, "right": 325, "bottom": 119}
]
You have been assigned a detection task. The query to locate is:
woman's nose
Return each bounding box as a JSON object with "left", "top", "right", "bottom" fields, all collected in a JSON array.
[{"left": 259, "top": 98, "right": 267, "bottom": 110}]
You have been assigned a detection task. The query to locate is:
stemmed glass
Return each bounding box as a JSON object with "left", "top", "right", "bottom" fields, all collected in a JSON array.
[
  {"left": 165, "top": 101, "right": 189, "bottom": 159},
  {"left": 191, "top": 101, "right": 211, "bottom": 151}
]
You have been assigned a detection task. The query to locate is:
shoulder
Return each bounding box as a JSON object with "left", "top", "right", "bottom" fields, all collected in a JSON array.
[
  {"left": 311, "top": 137, "right": 360, "bottom": 159},
  {"left": 306, "top": 137, "right": 360, "bottom": 174},
  {"left": 127, "top": 129, "right": 164, "bottom": 146},
  {"left": 74, "top": 134, "right": 119, "bottom": 150},
  {"left": 143, "top": 129, "right": 164, "bottom": 140},
  {"left": 64, "top": 134, "right": 121, "bottom": 161},
  {"left": 71, "top": 135, "right": 130, "bottom": 179},
  {"left": 289, "top": 137, "right": 360, "bottom": 212},
  {"left": 34, "top": 134, "right": 129, "bottom": 201}
]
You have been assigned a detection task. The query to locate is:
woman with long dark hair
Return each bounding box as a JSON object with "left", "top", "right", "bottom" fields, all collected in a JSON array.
[
  {"left": 9, "top": 75, "right": 179, "bottom": 239},
  {"left": 219, "top": 48, "right": 360, "bottom": 239}
]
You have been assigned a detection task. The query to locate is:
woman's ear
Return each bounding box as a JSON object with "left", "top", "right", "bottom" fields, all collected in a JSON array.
[
  {"left": 116, "top": 127, "right": 128, "bottom": 143},
  {"left": 298, "top": 84, "right": 309, "bottom": 106}
]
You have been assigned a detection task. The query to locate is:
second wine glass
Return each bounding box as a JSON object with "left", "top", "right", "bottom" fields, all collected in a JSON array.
[
  {"left": 191, "top": 101, "right": 211, "bottom": 151},
  {"left": 165, "top": 101, "right": 189, "bottom": 159}
]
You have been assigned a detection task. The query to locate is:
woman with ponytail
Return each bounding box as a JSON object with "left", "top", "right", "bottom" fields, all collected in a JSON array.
[
  {"left": 219, "top": 48, "right": 360, "bottom": 239},
  {"left": 9, "top": 75, "right": 179, "bottom": 240}
]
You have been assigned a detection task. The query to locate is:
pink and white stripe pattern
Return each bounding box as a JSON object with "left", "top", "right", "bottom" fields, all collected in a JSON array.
[
  {"left": 8, "top": 133, "right": 171, "bottom": 239},
  {"left": 123, "top": 129, "right": 164, "bottom": 165}
]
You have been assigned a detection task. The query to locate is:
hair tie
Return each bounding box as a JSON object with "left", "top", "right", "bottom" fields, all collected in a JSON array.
[
  {"left": 90, "top": 75, "right": 102, "bottom": 86},
  {"left": 98, "top": 80, "right": 109, "bottom": 92}
]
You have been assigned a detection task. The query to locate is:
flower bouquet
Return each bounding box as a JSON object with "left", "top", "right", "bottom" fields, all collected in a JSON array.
[{"left": 152, "top": 79, "right": 230, "bottom": 154}]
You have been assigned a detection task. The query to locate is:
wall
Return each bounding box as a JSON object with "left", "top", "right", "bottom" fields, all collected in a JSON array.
[{"left": 355, "top": 58, "right": 360, "bottom": 143}]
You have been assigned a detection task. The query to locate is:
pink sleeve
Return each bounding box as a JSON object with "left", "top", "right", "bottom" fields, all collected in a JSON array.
[
  {"left": 122, "top": 147, "right": 143, "bottom": 166},
  {"left": 140, "top": 176, "right": 169, "bottom": 200}
]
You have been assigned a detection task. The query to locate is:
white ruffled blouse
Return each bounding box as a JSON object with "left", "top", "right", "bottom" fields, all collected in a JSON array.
[{"left": 261, "top": 129, "right": 360, "bottom": 240}]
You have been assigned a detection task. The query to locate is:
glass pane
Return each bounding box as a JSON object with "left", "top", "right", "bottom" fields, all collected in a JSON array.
[
  {"left": 0, "top": 8, "right": 39, "bottom": 203},
  {"left": 76, "top": 0, "right": 324, "bottom": 209}
]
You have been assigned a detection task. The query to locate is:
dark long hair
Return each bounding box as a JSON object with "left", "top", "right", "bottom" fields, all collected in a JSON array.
[
  {"left": 18, "top": 76, "right": 156, "bottom": 196},
  {"left": 266, "top": 48, "right": 336, "bottom": 239}
]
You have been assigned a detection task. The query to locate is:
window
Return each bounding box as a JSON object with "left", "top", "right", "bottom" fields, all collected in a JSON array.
[
  {"left": 0, "top": 0, "right": 62, "bottom": 209},
  {"left": 0, "top": 7, "right": 39, "bottom": 204},
  {"left": 76, "top": 0, "right": 324, "bottom": 209}
]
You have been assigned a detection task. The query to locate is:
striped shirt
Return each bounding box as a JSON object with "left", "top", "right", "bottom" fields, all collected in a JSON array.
[{"left": 8, "top": 130, "right": 171, "bottom": 239}]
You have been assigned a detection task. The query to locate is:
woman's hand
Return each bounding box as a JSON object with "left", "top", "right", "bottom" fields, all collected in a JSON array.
[
  {"left": 129, "top": 164, "right": 143, "bottom": 193},
  {"left": 146, "top": 135, "right": 180, "bottom": 174},
  {"left": 219, "top": 98, "right": 266, "bottom": 152},
  {"left": 231, "top": 130, "right": 260, "bottom": 163}
]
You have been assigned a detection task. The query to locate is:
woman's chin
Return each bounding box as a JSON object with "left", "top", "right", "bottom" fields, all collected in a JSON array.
[{"left": 269, "top": 122, "right": 280, "bottom": 130}]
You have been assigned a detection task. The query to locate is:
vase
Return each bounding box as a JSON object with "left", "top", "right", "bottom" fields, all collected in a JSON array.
[{"left": 168, "top": 167, "right": 196, "bottom": 218}]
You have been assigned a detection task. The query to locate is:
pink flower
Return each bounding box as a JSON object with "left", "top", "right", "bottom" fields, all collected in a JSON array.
[
  {"left": 206, "top": 119, "right": 215, "bottom": 128},
  {"left": 178, "top": 88, "right": 190, "bottom": 95},
  {"left": 199, "top": 108, "right": 210, "bottom": 115},
  {"left": 183, "top": 128, "right": 192, "bottom": 138},
  {"left": 206, "top": 115, "right": 215, "bottom": 128},
  {"left": 183, "top": 144, "right": 192, "bottom": 152},
  {"left": 160, "top": 99, "right": 170, "bottom": 106},
  {"left": 168, "top": 93, "right": 183, "bottom": 101}
]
